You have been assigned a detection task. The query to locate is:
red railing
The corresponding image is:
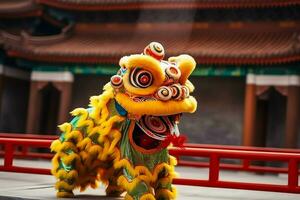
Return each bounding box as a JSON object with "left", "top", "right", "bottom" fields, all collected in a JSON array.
[
  {"left": 0, "top": 137, "right": 52, "bottom": 175},
  {"left": 179, "top": 143, "right": 300, "bottom": 174},
  {"left": 0, "top": 133, "right": 58, "bottom": 140},
  {"left": 0, "top": 133, "right": 57, "bottom": 159},
  {"left": 0, "top": 134, "right": 300, "bottom": 194},
  {"left": 170, "top": 147, "right": 300, "bottom": 194}
]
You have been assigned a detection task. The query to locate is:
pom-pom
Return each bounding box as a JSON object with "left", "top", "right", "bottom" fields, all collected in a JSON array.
[
  {"left": 144, "top": 42, "right": 165, "bottom": 60},
  {"left": 170, "top": 84, "right": 183, "bottom": 100},
  {"left": 110, "top": 75, "right": 123, "bottom": 89},
  {"left": 155, "top": 86, "right": 172, "bottom": 101},
  {"left": 165, "top": 65, "right": 181, "bottom": 80},
  {"left": 181, "top": 85, "right": 190, "bottom": 98}
]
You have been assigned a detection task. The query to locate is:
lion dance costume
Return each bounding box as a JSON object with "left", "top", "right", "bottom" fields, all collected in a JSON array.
[{"left": 51, "top": 42, "right": 197, "bottom": 200}]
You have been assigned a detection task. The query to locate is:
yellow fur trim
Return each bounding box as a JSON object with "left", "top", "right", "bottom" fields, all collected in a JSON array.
[
  {"left": 157, "top": 177, "right": 172, "bottom": 188},
  {"left": 122, "top": 54, "right": 165, "bottom": 96},
  {"left": 185, "top": 79, "right": 195, "bottom": 93},
  {"left": 61, "top": 152, "right": 80, "bottom": 166},
  {"left": 55, "top": 169, "right": 78, "bottom": 180},
  {"left": 106, "top": 185, "right": 124, "bottom": 196},
  {"left": 56, "top": 191, "right": 74, "bottom": 198},
  {"left": 116, "top": 93, "right": 197, "bottom": 115},
  {"left": 168, "top": 54, "right": 196, "bottom": 85},
  {"left": 108, "top": 129, "right": 122, "bottom": 154},
  {"left": 111, "top": 147, "right": 121, "bottom": 162},
  {"left": 50, "top": 139, "right": 62, "bottom": 152},
  {"left": 125, "top": 193, "right": 134, "bottom": 200},
  {"left": 140, "top": 193, "right": 156, "bottom": 200},
  {"left": 88, "top": 145, "right": 102, "bottom": 158},
  {"left": 58, "top": 123, "right": 72, "bottom": 133},
  {"left": 65, "top": 130, "right": 83, "bottom": 143},
  {"left": 52, "top": 87, "right": 124, "bottom": 195},
  {"left": 58, "top": 141, "right": 76, "bottom": 151},
  {"left": 155, "top": 187, "right": 177, "bottom": 200},
  {"left": 55, "top": 181, "right": 76, "bottom": 191},
  {"left": 51, "top": 154, "right": 60, "bottom": 175},
  {"left": 169, "top": 156, "right": 177, "bottom": 167},
  {"left": 79, "top": 150, "right": 89, "bottom": 162},
  {"left": 114, "top": 159, "right": 136, "bottom": 176},
  {"left": 117, "top": 175, "right": 143, "bottom": 192},
  {"left": 70, "top": 108, "right": 88, "bottom": 118},
  {"left": 89, "top": 85, "right": 114, "bottom": 124},
  {"left": 77, "top": 138, "right": 92, "bottom": 150},
  {"left": 115, "top": 158, "right": 176, "bottom": 193}
]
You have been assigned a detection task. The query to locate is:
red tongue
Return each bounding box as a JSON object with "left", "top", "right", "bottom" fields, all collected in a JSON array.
[{"left": 162, "top": 134, "right": 187, "bottom": 148}]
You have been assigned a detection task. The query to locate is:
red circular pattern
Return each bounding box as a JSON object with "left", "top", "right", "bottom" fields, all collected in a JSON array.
[
  {"left": 140, "top": 75, "right": 149, "bottom": 84},
  {"left": 110, "top": 75, "right": 123, "bottom": 88}
]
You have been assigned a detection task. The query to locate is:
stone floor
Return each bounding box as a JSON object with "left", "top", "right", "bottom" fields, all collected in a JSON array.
[{"left": 0, "top": 159, "right": 299, "bottom": 200}]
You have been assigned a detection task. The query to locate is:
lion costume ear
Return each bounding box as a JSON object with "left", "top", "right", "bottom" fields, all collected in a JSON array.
[
  {"left": 119, "top": 56, "right": 129, "bottom": 68},
  {"left": 168, "top": 54, "right": 196, "bottom": 85}
]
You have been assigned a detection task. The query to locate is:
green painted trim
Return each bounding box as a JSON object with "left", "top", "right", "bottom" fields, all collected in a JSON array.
[
  {"left": 193, "top": 65, "right": 300, "bottom": 76},
  {"left": 15, "top": 59, "right": 300, "bottom": 76},
  {"left": 192, "top": 66, "right": 247, "bottom": 77},
  {"left": 247, "top": 67, "right": 300, "bottom": 75}
]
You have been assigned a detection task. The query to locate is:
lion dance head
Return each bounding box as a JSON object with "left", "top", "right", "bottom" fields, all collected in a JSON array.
[{"left": 51, "top": 42, "right": 197, "bottom": 199}]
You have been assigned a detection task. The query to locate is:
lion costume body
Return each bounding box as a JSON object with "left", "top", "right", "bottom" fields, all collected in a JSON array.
[{"left": 51, "top": 42, "right": 197, "bottom": 200}]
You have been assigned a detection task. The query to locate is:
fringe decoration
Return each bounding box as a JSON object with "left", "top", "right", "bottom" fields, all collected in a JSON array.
[
  {"left": 114, "top": 157, "right": 177, "bottom": 198},
  {"left": 125, "top": 193, "right": 134, "bottom": 200},
  {"left": 51, "top": 85, "right": 125, "bottom": 197},
  {"left": 51, "top": 83, "right": 178, "bottom": 199},
  {"left": 155, "top": 187, "right": 177, "bottom": 200},
  {"left": 140, "top": 193, "right": 156, "bottom": 200},
  {"left": 56, "top": 191, "right": 74, "bottom": 198}
]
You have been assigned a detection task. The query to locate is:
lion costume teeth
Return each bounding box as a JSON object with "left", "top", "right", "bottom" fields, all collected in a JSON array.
[{"left": 51, "top": 42, "right": 197, "bottom": 199}]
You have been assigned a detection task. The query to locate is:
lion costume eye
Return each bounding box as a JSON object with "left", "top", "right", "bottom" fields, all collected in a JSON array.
[{"left": 130, "top": 68, "right": 153, "bottom": 88}]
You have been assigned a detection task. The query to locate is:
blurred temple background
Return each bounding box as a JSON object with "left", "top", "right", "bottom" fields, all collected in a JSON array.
[{"left": 0, "top": 0, "right": 300, "bottom": 148}]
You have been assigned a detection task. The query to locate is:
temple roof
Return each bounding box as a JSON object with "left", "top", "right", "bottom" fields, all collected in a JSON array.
[
  {"left": 38, "top": 0, "right": 300, "bottom": 10},
  {"left": 1, "top": 0, "right": 299, "bottom": 18},
  {"left": 2, "top": 22, "right": 300, "bottom": 65},
  {"left": 0, "top": 0, "right": 41, "bottom": 17}
]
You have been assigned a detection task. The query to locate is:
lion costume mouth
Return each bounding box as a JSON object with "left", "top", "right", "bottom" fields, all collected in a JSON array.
[{"left": 129, "top": 114, "right": 182, "bottom": 153}]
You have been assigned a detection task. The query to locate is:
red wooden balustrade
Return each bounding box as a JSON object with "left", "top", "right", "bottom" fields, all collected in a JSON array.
[
  {"left": 179, "top": 143, "right": 300, "bottom": 174},
  {"left": 169, "top": 147, "right": 300, "bottom": 193},
  {"left": 0, "top": 133, "right": 57, "bottom": 159},
  {"left": 0, "top": 137, "right": 51, "bottom": 175},
  {"left": 0, "top": 134, "right": 300, "bottom": 194}
]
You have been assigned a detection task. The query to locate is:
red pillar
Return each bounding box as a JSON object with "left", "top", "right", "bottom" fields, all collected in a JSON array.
[
  {"left": 27, "top": 72, "right": 74, "bottom": 134},
  {"left": 243, "top": 84, "right": 257, "bottom": 146},
  {"left": 26, "top": 81, "right": 48, "bottom": 133},
  {"left": 285, "top": 86, "right": 300, "bottom": 148},
  {"left": 53, "top": 82, "right": 73, "bottom": 125},
  {"left": 0, "top": 74, "right": 3, "bottom": 114}
]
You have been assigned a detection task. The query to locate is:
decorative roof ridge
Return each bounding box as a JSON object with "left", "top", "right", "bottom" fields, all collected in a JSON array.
[
  {"left": 0, "top": 0, "right": 41, "bottom": 16},
  {"left": 1, "top": 24, "right": 74, "bottom": 47},
  {"left": 37, "top": 0, "right": 300, "bottom": 11},
  {"left": 2, "top": 22, "right": 300, "bottom": 65}
]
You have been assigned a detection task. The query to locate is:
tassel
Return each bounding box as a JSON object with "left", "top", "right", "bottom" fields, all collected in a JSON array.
[{"left": 163, "top": 134, "right": 187, "bottom": 148}]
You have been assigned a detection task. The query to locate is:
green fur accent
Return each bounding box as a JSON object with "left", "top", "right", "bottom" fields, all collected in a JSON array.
[{"left": 120, "top": 119, "right": 169, "bottom": 171}]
